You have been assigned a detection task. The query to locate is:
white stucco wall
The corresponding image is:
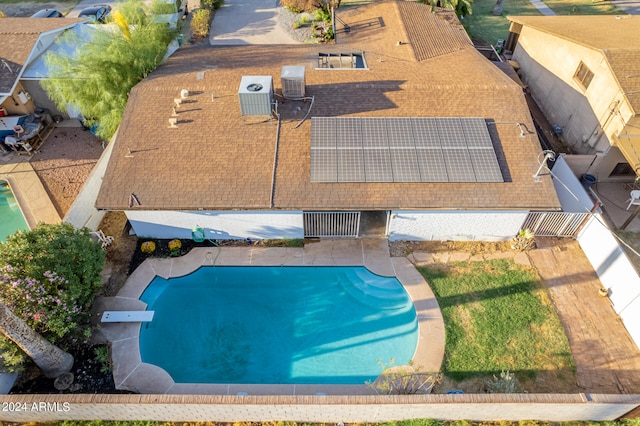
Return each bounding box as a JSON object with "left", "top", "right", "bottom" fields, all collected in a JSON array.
[
  {"left": 65, "top": 136, "right": 114, "bottom": 230},
  {"left": 552, "top": 155, "right": 595, "bottom": 213},
  {"left": 577, "top": 213, "right": 640, "bottom": 347},
  {"left": 388, "top": 210, "right": 528, "bottom": 242},
  {"left": 124, "top": 210, "right": 304, "bottom": 240}
]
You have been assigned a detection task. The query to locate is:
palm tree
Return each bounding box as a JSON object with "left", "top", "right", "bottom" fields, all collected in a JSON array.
[{"left": 0, "top": 303, "right": 73, "bottom": 379}]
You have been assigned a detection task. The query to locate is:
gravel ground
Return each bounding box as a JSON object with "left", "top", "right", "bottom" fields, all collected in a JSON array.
[{"left": 277, "top": 9, "right": 317, "bottom": 43}]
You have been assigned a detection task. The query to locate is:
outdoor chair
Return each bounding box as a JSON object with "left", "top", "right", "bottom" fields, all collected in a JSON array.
[{"left": 626, "top": 190, "right": 640, "bottom": 210}]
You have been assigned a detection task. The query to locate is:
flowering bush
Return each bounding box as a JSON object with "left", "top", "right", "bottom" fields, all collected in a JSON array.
[
  {"left": 168, "top": 239, "right": 182, "bottom": 256},
  {"left": 0, "top": 223, "right": 105, "bottom": 371},
  {"left": 1, "top": 267, "right": 79, "bottom": 339},
  {"left": 141, "top": 241, "right": 156, "bottom": 254}
]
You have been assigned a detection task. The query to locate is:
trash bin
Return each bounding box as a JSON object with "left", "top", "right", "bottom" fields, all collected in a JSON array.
[{"left": 581, "top": 173, "right": 596, "bottom": 190}]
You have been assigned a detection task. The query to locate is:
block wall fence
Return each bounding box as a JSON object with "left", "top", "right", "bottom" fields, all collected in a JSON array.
[{"left": 1, "top": 394, "right": 640, "bottom": 422}]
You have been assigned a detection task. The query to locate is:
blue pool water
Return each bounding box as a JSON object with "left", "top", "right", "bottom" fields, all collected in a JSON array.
[
  {"left": 140, "top": 266, "right": 418, "bottom": 384},
  {"left": 0, "top": 181, "right": 28, "bottom": 242}
]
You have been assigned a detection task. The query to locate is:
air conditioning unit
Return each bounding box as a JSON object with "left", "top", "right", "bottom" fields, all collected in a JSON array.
[
  {"left": 281, "top": 66, "right": 305, "bottom": 99},
  {"left": 238, "top": 76, "right": 274, "bottom": 117}
]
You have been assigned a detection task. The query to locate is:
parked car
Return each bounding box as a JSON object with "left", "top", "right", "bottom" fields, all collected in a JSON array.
[
  {"left": 78, "top": 5, "right": 112, "bottom": 23},
  {"left": 30, "top": 9, "right": 64, "bottom": 17}
]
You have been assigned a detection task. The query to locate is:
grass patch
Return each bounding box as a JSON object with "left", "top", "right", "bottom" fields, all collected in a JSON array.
[{"left": 418, "top": 259, "right": 574, "bottom": 383}]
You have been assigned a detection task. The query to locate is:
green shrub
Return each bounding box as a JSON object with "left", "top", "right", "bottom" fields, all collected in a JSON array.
[
  {"left": 190, "top": 9, "right": 211, "bottom": 37},
  {"left": 0, "top": 223, "right": 105, "bottom": 370}
]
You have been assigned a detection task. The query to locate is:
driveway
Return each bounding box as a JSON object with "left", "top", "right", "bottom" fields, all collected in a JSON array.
[
  {"left": 610, "top": 0, "right": 640, "bottom": 14},
  {"left": 209, "top": 0, "right": 298, "bottom": 44}
]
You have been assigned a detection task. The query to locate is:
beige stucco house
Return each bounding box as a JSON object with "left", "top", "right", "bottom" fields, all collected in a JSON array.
[{"left": 507, "top": 15, "right": 640, "bottom": 182}]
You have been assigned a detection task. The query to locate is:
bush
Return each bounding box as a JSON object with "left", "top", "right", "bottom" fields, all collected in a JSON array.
[
  {"left": 168, "top": 239, "right": 182, "bottom": 256},
  {"left": 280, "top": 0, "right": 314, "bottom": 13},
  {"left": 191, "top": 9, "right": 211, "bottom": 37},
  {"left": 201, "top": 0, "right": 224, "bottom": 10},
  {"left": 141, "top": 240, "right": 156, "bottom": 254},
  {"left": 0, "top": 223, "right": 105, "bottom": 370}
]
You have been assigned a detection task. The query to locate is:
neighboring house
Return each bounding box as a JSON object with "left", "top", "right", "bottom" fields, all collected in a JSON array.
[
  {"left": 95, "top": 1, "right": 561, "bottom": 241},
  {"left": 507, "top": 15, "right": 640, "bottom": 182},
  {"left": 0, "top": 18, "right": 87, "bottom": 118}
]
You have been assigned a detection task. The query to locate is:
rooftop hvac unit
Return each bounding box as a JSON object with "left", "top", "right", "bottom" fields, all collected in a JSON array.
[
  {"left": 281, "top": 66, "right": 306, "bottom": 99},
  {"left": 238, "top": 76, "right": 274, "bottom": 117}
]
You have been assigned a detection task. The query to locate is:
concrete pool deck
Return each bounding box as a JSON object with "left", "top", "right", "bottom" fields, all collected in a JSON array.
[{"left": 97, "top": 239, "right": 445, "bottom": 395}]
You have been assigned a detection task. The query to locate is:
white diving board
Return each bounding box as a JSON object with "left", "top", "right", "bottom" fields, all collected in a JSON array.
[{"left": 101, "top": 311, "right": 155, "bottom": 323}]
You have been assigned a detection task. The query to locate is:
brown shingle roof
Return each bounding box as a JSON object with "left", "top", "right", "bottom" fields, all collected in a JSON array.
[
  {"left": 509, "top": 15, "right": 640, "bottom": 113},
  {"left": 0, "top": 18, "right": 86, "bottom": 94},
  {"left": 96, "top": 2, "right": 560, "bottom": 212}
]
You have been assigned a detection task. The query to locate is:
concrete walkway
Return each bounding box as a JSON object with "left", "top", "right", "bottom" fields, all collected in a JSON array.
[
  {"left": 528, "top": 239, "right": 640, "bottom": 393},
  {"left": 209, "top": 0, "right": 298, "bottom": 45},
  {"left": 97, "top": 239, "right": 445, "bottom": 394},
  {"left": 530, "top": 0, "right": 556, "bottom": 16}
]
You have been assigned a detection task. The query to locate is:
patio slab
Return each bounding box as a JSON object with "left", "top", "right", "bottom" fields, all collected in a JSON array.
[
  {"left": 594, "top": 182, "right": 640, "bottom": 232},
  {"left": 110, "top": 239, "right": 445, "bottom": 394}
]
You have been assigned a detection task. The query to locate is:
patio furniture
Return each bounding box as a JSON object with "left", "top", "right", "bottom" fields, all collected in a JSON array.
[
  {"left": 1, "top": 114, "right": 50, "bottom": 155},
  {"left": 626, "top": 190, "right": 640, "bottom": 210}
]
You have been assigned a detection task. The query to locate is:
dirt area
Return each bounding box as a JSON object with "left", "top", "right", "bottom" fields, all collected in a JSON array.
[
  {"left": 0, "top": 1, "right": 78, "bottom": 16},
  {"left": 30, "top": 127, "right": 104, "bottom": 218}
]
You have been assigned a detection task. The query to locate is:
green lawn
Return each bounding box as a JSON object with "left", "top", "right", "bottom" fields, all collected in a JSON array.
[
  {"left": 418, "top": 259, "right": 574, "bottom": 384},
  {"left": 460, "top": 0, "right": 624, "bottom": 45}
]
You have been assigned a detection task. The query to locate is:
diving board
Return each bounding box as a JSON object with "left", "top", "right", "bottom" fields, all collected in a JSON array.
[{"left": 101, "top": 311, "right": 155, "bottom": 323}]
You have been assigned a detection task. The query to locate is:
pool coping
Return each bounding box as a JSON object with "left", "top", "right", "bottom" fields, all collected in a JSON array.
[
  {"left": 0, "top": 157, "right": 61, "bottom": 229},
  {"left": 99, "top": 239, "right": 444, "bottom": 395}
]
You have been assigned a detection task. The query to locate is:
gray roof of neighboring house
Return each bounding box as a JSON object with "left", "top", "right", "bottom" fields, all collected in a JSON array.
[
  {"left": 96, "top": 1, "right": 560, "bottom": 212},
  {"left": 0, "top": 18, "right": 86, "bottom": 95}
]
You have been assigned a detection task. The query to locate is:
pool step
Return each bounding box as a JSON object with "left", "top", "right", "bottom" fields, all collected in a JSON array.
[{"left": 339, "top": 269, "right": 409, "bottom": 310}]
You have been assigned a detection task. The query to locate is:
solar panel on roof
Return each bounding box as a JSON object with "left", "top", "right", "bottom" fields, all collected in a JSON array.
[
  {"left": 364, "top": 148, "right": 393, "bottom": 182},
  {"left": 438, "top": 117, "right": 467, "bottom": 148},
  {"left": 310, "top": 117, "right": 504, "bottom": 183},
  {"left": 460, "top": 118, "right": 493, "bottom": 148},
  {"left": 468, "top": 148, "right": 504, "bottom": 182},
  {"left": 335, "top": 117, "right": 362, "bottom": 149},
  {"left": 443, "top": 148, "right": 476, "bottom": 182},
  {"left": 361, "top": 118, "right": 388, "bottom": 148},
  {"left": 310, "top": 149, "right": 337, "bottom": 182},
  {"left": 310, "top": 117, "right": 335, "bottom": 149},
  {"left": 338, "top": 148, "right": 365, "bottom": 182},
  {"left": 412, "top": 118, "right": 440, "bottom": 148},
  {"left": 417, "top": 148, "right": 449, "bottom": 182},
  {"left": 390, "top": 148, "right": 421, "bottom": 181},
  {"left": 387, "top": 118, "right": 415, "bottom": 148}
]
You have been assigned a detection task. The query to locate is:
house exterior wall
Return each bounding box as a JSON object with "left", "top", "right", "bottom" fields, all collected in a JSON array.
[
  {"left": 562, "top": 148, "right": 633, "bottom": 183},
  {"left": 20, "top": 80, "right": 66, "bottom": 118},
  {"left": 388, "top": 210, "right": 529, "bottom": 241},
  {"left": 513, "top": 27, "right": 629, "bottom": 161},
  {"left": 124, "top": 210, "right": 304, "bottom": 240}
]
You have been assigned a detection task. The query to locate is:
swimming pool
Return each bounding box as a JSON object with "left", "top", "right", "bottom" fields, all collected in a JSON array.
[
  {"left": 140, "top": 266, "right": 418, "bottom": 385},
  {"left": 0, "top": 181, "right": 28, "bottom": 242}
]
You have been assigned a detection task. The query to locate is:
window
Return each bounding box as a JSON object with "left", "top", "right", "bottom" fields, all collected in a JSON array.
[
  {"left": 609, "top": 162, "right": 635, "bottom": 177},
  {"left": 574, "top": 62, "right": 594, "bottom": 89},
  {"left": 317, "top": 52, "right": 367, "bottom": 69}
]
